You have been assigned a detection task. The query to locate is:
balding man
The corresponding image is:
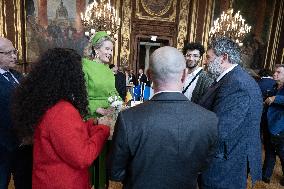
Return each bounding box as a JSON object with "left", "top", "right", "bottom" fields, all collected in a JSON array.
[
  {"left": 0, "top": 37, "right": 32, "bottom": 189},
  {"left": 108, "top": 46, "right": 218, "bottom": 189}
]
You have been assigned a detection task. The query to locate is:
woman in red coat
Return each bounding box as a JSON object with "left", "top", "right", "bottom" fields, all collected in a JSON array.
[{"left": 11, "top": 48, "right": 110, "bottom": 189}]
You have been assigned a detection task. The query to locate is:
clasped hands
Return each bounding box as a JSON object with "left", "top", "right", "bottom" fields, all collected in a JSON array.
[
  {"left": 94, "top": 107, "right": 115, "bottom": 126},
  {"left": 264, "top": 96, "right": 275, "bottom": 105}
]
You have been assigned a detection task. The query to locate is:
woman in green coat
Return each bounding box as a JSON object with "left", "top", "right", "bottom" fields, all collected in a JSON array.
[{"left": 82, "top": 31, "right": 118, "bottom": 189}]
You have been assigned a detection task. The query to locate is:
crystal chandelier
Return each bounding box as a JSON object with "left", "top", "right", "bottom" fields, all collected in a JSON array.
[
  {"left": 209, "top": 8, "right": 251, "bottom": 46},
  {"left": 80, "top": 0, "right": 120, "bottom": 38}
]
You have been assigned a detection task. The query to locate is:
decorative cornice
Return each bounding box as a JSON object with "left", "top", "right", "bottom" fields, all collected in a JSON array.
[
  {"left": 141, "top": 0, "right": 173, "bottom": 17},
  {"left": 136, "top": 0, "right": 177, "bottom": 22},
  {"left": 176, "top": 0, "right": 190, "bottom": 50}
]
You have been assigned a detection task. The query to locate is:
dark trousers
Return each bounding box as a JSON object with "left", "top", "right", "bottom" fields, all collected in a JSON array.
[
  {"left": 0, "top": 145, "right": 32, "bottom": 189},
  {"left": 262, "top": 132, "right": 284, "bottom": 179}
]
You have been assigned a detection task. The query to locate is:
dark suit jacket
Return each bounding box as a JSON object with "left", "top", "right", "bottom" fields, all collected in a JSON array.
[
  {"left": 191, "top": 70, "right": 213, "bottom": 103},
  {"left": 115, "top": 71, "right": 126, "bottom": 101},
  {"left": 0, "top": 69, "right": 22, "bottom": 151},
  {"left": 267, "top": 87, "right": 284, "bottom": 135},
  {"left": 198, "top": 65, "right": 263, "bottom": 188},
  {"left": 108, "top": 92, "right": 218, "bottom": 189},
  {"left": 257, "top": 77, "right": 276, "bottom": 98}
]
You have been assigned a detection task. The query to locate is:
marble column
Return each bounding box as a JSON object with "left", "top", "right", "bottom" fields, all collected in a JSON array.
[
  {"left": 38, "top": 0, "right": 48, "bottom": 28},
  {"left": 144, "top": 45, "right": 151, "bottom": 72}
]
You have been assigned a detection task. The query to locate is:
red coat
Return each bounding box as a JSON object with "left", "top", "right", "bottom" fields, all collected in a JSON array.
[{"left": 32, "top": 100, "right": 110, "bottom": 189}]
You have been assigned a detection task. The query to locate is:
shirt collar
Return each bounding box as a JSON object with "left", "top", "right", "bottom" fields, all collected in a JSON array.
[
  {"left": 0, "top": 68, "right": 8, "bottom": 74},
  {"left": 188, "top": 67, "right": 202, "bottom": 77},
  {"left": 216, "top": 64, "right": 238, "bottom": 82},
  {"left": 151, "top": 90, "right": 182, "bottom": 99}
]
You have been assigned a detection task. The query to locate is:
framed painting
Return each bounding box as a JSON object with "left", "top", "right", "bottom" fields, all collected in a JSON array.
[{"left": 25, "top": 0, "right": 89, "bottom": 63}]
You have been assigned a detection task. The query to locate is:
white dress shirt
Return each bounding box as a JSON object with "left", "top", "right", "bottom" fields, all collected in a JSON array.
[
  {"left": 0, "top": 68, "right": 19, "bottom": 83},
  {"left": 183, "top": 67, "right": 202, "bottom": 100},
  {"left": 216, "top": 64, "right": 238, "bottom": 82}
]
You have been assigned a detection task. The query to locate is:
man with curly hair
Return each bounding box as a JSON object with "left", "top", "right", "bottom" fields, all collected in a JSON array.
[
  {"left": 182, "top": 42, "right": 213, "bottom": 103},
  {"left": 0, "top": 37, "right": 32, "bottom": 189}
]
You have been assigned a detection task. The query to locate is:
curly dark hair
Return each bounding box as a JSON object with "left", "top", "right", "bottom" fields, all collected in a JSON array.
[
  {"left": 182, "top": 42, "right": 205, "bottom": 56},
  {"left": 11, "top": 48, "right": 89, "bottom": 141}
]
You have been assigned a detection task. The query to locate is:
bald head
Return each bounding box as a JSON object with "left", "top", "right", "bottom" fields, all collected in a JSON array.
[
  {"left": 148, "top": 46, "right": 186, "bottom": 91},
  {"left": 0, "top": 37, "right": 17, "bottom": 70}
]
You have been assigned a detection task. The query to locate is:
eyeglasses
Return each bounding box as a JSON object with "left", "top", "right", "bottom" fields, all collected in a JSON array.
[
  {"left": 0, "top": 49, "right": 18, "bottom": 56},
  {"left": 185, "top": 54, "right": 200, "bottom": 58}
]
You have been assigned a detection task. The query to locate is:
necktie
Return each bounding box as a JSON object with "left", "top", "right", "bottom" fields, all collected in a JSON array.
[{"left": 3, "top": 71, "right": 18, "bottom": 87}]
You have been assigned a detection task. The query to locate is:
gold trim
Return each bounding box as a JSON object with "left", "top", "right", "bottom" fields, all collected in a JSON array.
[
  {"left": 269, "top": 0, "right": 283, "bottom": 69},
  {"left": 176, "top": 0, "right": 190, "bottom": 50},
  {"left": 136, "top": 0, "right": 176, "bottom": 22},
  {"left": 14, "top": 0, "right": 16, "bottom": 45},
  {"left": 202, "top": 0, "right": 214, "bottom": 51},
  {"left": 120, "top": 0, "right": 132, "bottom": 67},
  {"left": 114, "top": 0, "right": 120, "bottom": 65},
  {"left": 281, "top": 48, "right": 284, "bottom": 64},
  {"left": 264, "top": 0, "right": 276, "bottom": 68},
  {"left": 16, "top": 0, "right": 22, "bottom": 61},
  {"left": 141, "top": 0, "right": 173, "bottom": 17},
  {"left": 0, "top": 0, "right": 3, "bottom": 36},
  {"left": 189, "top": 0, "right": 198, "bottom": 41},
  {"left": 4, "top": 0, "right": 7, "bottom": 36}
]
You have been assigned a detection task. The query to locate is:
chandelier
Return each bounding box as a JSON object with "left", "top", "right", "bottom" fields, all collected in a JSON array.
[
  {"left": 209, "top": 8, "right": 251, "bottom": 46},
  {"left": 80, "top": 0, "right": 120, "bottom": 38}
]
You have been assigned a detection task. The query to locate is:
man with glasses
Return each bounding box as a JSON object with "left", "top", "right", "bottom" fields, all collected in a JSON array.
[
  {"left": 198, "top": 37, "right": 263, "bottom": 189},
  {"left": 0, "top": 37, "right": 32, "bottom": 189},
  {"left": 182, "top": 42, "right": 213, "bottom": 103}
]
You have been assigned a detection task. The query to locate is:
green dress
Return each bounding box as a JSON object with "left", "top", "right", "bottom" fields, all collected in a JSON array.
[
  {"left": 82, "top": 58, "right": 117, "bottom": 189},
  {"left": 82, "top": 58, "right": 118, "bottom": 118}
]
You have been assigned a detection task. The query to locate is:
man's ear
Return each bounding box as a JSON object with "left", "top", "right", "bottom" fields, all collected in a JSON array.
[
  {"left": 181, "top": 68, "right": 188, "bottom": 84},
  {"left": 221, "top": 53, "right": 229, "bottom": 64}
]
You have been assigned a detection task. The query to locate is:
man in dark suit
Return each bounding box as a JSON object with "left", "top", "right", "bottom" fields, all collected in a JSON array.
[
  {"left": 137, "top": 68, "right": 150, "bottom": 86},
  {"left": 263, "top": 65, "right": 284, "bottom": 185},
  {"left": 109, "top": 64, "right": 126, "bottom": 101},
  {"left": 182, "top": 42, "right": 213, "bottom": 103},
  {"left": 0, "top": 37, "right": 32, "bottom": 189},
  {"left": 198, "top": 37, "right": 263, "bottom": 189},
  {"left": 108, "top": 46, "right": 218, "bottom": 189}
]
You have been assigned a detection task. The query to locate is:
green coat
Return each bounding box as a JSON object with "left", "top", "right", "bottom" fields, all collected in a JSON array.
[{"left": 82, "top": 58, "right": 118, "bottom": 118}]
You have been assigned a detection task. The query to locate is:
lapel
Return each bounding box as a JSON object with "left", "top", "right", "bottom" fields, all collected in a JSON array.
[
  {"left": 198, "top": 65, "right": 240, "bottom": 109},
  {"left": 150, "top": 92, "right": 189, "bottom": 102},
  {"left": 0, "top": 69, "right": 22, "bottom": 89}
]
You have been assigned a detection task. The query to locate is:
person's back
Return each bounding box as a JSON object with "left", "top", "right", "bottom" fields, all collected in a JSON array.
[
  {"left": 108, "top": 46, "right": 218, "bottom": 189},
  {"left": 114, "top": 95, "right": 217, "bottom": 189}
]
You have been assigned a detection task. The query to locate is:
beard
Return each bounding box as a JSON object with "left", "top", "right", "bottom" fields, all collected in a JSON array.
[
  {"left": 207, "top": 57, "right": 224, "bottom": 79},
  {"left": 186, "top": 60, "right": 199, "bottom": 69}
]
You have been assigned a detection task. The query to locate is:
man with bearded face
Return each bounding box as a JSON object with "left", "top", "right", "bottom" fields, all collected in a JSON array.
[
  {"left": 198, "top": 37, "right": 263, "bottom": 189},
  {"left": 182, "top": 42, "right": 213, "bottom": 103}
]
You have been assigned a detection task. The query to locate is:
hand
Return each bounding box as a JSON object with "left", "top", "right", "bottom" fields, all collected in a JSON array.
[
  {"left": 98, "top": 116, "right": 113, "bottom": 126},
  {"left": 265, "top": 96, "right": 275, "bottom": 105},
  {"left": 108, "top": 180, "right": 123, "bottom": 189},
  {"left": 96, "top": 107, "right": 114, "bottom": 116},
  {"left": 19, "top": 136, "right": 33, "bottom": 147}
]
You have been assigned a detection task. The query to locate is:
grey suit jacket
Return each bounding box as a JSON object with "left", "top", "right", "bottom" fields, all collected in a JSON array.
[
  {"left": 108, "top": 92, "right": 218, "bottom": 189},
  {"left": 191, "top": 70, "right": 213, "bottom": 103}
]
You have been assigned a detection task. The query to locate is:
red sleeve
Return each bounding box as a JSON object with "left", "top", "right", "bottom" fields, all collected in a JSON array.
[{"left": 47, "top": 102, "right": 110, "bottom": 169}]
